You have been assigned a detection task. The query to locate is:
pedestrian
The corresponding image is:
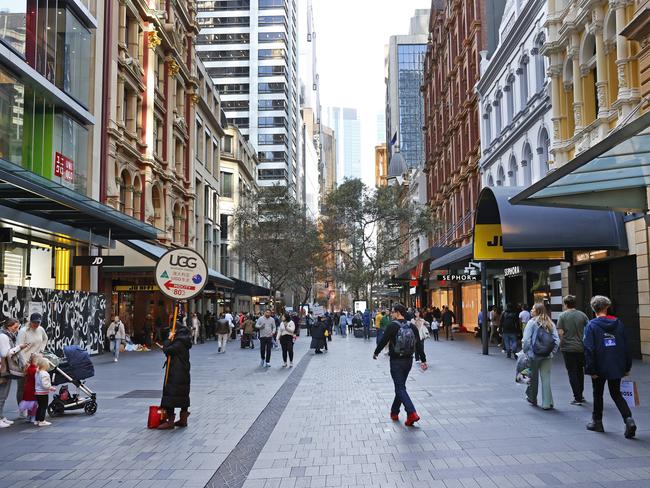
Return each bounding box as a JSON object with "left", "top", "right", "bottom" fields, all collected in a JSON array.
[
  {"left": 441, "top": 306, "right": 456, "bottom": 341},
  {"left": 499, "top": 303, "right": 521, "bottom": 359},
  {"left": 190, "top": 313, "right": 201, "bottom": 345},
  {"left": 324, "top": 313, "right": 333, "bottom": 341},
  {"left": 310, "top": 316, "right": 327, "bottom": 354},
  {"left": 557, "top": 295, "right": 589, "bottom": 405},
  {"left": 489, "top": 305, "right": 501, "bottom": 345},
  {"left": 255, "top": 309, "right": 276, "bottom": 367},
  {"left": 306, "top": 312, "right": 314, "bottom": 336},
  {"left": 433, "top": 307, "right": 442, "bottom": 323},
  {"left": 144, "top": 314, "right": 154, "bottom": 348},
  {"left": 272, "top": 312, "right": 281, "bottom": 349},
  {"left": 522, "top": 302, "right": 560, "bottom": 410},
  {"left": 519, "top": 303, "right": 531, "bottom": 326},
  {"left": 411, "top": 310, "right": 430, "bottom": 363},
  {"left": 373, "top": 303, "right": 427, "bottom": 426},
  {"left": 375, "top": 309, "right": 383, "bottom": 333},
  {"left": 242, "top": 314, "right": 255, "bottom": 349},
  {"left": 157, "top": 321, "right": 192, "bottom": 429},
  {"left": 430, "top": 318, "right": 440, "bottom": 341},
  {"left": 0, "top": 318, "right": 30, "bottom": 428},
  {"left": 107, "top": 315, "right": 126, "bottom": 362},
  {"left": 155, "top": 315, "right": 163, "bottom": 344},
  {"left": 584, "top": 295, "right": 637, "bottom": 438},
  {"left": 34, "top": 356, "right": 54, "bottom": 427},
  {"left": 16, "top": 312, "right": 48, "bottom": 407},
  {"left": 215, "top": 315, "right": 230, "bottom": 353},
  {"left": 362, "top": 309, "right": 371, "bottom": 340},
  {"left": 278, "top": 313, "right": 296, "bottom": 368},
  {"left": 19, "top": 354, "right": 39, "bottom": 424},
  {"left": 338, "top": 312, "right": 348, "bottom": 336}
]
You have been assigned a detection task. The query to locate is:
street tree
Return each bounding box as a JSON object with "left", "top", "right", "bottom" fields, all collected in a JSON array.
[{"left": 320, "top": 178, "right": 435, "bottom": 306}]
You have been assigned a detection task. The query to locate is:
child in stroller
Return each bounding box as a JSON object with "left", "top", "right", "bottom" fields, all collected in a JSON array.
[{"left": 47, "top": 346, "right": 98, "bottom": 417}]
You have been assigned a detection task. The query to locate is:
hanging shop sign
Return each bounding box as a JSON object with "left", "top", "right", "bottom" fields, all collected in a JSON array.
[
  {"left": 436, "top": 274, "right": 480, "bottom": 282},
  {"left": 474, "top": 224, "right": 565, "bottom": 261},
  {"left": 154, "top": 248, "right": 208, "bottom": 300},
  {"left": 114, "top": 285, "right": 159, "bottom": 292},
  {"left": 73, "top": 255, "right": 125, "bottom": 267},
  {"left": 503, "top": 266, "right": 522, "bottom": 277}
]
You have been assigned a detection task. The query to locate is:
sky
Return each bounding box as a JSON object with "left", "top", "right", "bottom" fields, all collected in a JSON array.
[{"left": 312, "top": 0, "right": 431, "bottom": 186}]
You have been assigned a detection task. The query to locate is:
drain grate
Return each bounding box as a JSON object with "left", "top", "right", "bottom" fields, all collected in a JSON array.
[{"left": 117, "top": 390, "right": 162, "bottom": 399}]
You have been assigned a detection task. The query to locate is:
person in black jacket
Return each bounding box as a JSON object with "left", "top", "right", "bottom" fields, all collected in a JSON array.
[
  {"left": 373, "top": 303, "right": 427, "bottom": 426},
  {"left": 584, "top": 295, "right": 636, "bottom": 438},
  {"left": 158, "top": 321, "right": 192, "bottom": 430},
  {"left": 310, "top": 316, "right": 327, "bottom": 354},
  {"left": 499, "top": 303, "right": 521, "bottom": 359}
]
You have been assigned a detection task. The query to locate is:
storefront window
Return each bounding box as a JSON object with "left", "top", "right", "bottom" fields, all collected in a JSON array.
[
  {"left": 0, "top": 68, "right": 24, "bottom": 166},
  {"left": 0, "top": 1, "right": 27, "bottom": 56},
  {"left": 53, "top": 112, "right": 89, "bottom": 194},
  {"left": 57, "top": 9, "right": 91, "bottom": 107}
]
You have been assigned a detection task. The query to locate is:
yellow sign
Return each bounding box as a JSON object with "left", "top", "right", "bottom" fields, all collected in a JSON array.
[
  {"left": 474, "top": 224, "right": 565, "bottom": 261},
  {"left": 114, "top": 285, "right": 160, "bottom": 292}
]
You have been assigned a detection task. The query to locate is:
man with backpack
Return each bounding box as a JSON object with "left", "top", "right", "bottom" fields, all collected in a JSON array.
[{"left": 373, "top": 303, "right": 427, "bottom": 426}]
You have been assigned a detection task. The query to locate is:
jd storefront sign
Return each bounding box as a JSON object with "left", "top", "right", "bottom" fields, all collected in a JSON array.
[{"left": 474, "top": 224, "right": 564, "bottom": 261}]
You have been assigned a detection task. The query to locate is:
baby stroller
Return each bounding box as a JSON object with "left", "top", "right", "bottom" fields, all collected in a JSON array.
[{"left": 47, "top": 346, "right": 97, "bottom": 417}]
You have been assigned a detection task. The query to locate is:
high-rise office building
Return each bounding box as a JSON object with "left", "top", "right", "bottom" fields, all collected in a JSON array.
[
  {"left": 196, "top": 0, "right": 300, "bottom": 191},
  {"left": 385, "top": 9, "right": 429, "bottom": 169},
  {"left": 326, "top": 107, "right": 361, "bottom": 183}
]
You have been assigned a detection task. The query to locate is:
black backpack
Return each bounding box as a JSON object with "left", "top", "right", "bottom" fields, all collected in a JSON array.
[
  {"left": 532, "top": 323, "right": 555, "bottom": 357},
  {"left": 393, "top": 320, "right": 416, "bottom": 356}
]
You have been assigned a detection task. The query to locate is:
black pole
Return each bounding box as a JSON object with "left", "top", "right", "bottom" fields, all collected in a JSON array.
[{"left": 481, "top": 261, "right": 489, "bottom": 355}]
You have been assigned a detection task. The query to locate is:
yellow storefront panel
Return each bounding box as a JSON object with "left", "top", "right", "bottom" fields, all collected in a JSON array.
[{"left": 474, "top": 224, "right": 565, "bottom": 261}]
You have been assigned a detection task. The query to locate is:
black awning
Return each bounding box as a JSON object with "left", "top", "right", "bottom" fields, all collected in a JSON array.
[
  {"left": 0, "top": 159, "right": 159, "bottom": 240},
  {"left": 396, "top": 246, "right": 455, "bottom": 279},
  {"left": 231, "top": 278, "right": 270, "bottom": 297},
  {"left": 428, "top": 244, "right": 473, "bottom": 271},
  {"left": 474, "top": 187, "right": 627, "bottom": 255}
]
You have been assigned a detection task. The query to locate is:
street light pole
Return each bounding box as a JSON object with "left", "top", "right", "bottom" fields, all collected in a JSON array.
[{"left": 481, "top": 261, "right": 489, "bottom": 355}]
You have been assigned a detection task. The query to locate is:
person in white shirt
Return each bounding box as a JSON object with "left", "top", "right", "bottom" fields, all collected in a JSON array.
[
  {"left": 0, "top": 318, "right": 30, "bottom": 427},
  {"left": 190, "top": 313, "right": 201, "bottom": 345},
  {"left": 107, "top": 316, "right": 126, "bottom": 362},
  {"left": 277, "top": 314, "right": 296, "bottom": 368},
  {"left": 255, "top": 310, "right": 277, "bottom": 367},
  {"left": 16, "top": 313, "right": 48, "bottom": 411}
]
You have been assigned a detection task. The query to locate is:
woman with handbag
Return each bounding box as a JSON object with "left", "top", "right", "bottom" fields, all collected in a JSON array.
[
  {"left": 277, "top": 313, "right": 296, "bottom": 368},
  {"left": 0, "top": 318, "right": 30, "bottom": 428},
  {"left": 157, "top": 321, "right": 192, "bottom": 429},
  {"left": 107, "top": 316, "right": 126, "bottom": 363}
]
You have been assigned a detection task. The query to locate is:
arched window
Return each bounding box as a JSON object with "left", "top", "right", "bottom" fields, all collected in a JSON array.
[
  {"left": 173, "top": 203, "right": 183, "bottom": 244},
  {"left": 581, "top": 33, "right": 598, "bottom": 123},
  {"left": 522, "top": 143, "right": 533, "bottom": 186},
  {"left": 505, "top": 74, "right": 515, "bottom": 124},
  {"left": 508, "top": 155, "right": 518, "bottom": 186},
  {"left": 118, "top": 169, "right": 132, "bottom": 215},
  {"left": 133, "top": 176, "right": 142, "bottom": 220},
  {"left": 518, "top": 55, "right": 529, "bottom": 109},
  {"left": 537, "top": 127, "right": 550, "bottom": 178},
  {"left": 533, "top": 33, "right": 546, "bottom": 92},
  {"left": 152, "top": 186, "right": 164, "bottom": 230},
  {"left": 497, "top": 165, "right": 506, "bottom": 186},
  {"left": 483, "top": 104, "right": 492, "bottom": 145},
  {"left": 494, "top": 92, "right": 502, "bottom": 135},
  {"left": 487, "top": 174, "right": 495, "bottom": 187}
]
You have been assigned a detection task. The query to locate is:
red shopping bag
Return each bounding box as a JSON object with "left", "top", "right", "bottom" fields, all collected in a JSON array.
[{"left": 147, "top": 406, "right": 167, "bottom": 429}]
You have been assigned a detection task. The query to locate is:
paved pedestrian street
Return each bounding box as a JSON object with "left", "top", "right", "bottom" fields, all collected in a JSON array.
[{"left": 2, "top": 334, "right": 650, "bottom": 488}]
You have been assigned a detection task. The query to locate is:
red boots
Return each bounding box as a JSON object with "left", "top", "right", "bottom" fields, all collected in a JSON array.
[{"left": 405, "top": 412, "right": 420, "bottom": 426}]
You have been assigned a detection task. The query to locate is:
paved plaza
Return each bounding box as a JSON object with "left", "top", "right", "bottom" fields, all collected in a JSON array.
[{"left": 2, "top": 333, "right": 650, "bottom": 488}]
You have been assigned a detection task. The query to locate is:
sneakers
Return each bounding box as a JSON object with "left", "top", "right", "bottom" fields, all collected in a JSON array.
[
  {"left": 1, "top": 417, "right": 14, "bottom": 425},
  {"left": 37, "top": 421, "right": 51, "bottom": 427},
  {"left": 0, "top": 419, "right": 10, "bottom": 429},
  {"left": 405, "top": 412, "right": 420, "bottom": 426},
  {"left": 260, "top": 359, "right": 265, "bottom": 367},
  {"left": 265, "top": 363, "right": 271, "bottom": 368},
  {"left": 570, "top": 399, "right": 583, "bottom": 406},
  {"left": 289, "top": 362, "right": 293, "bottom": 368},
  {"left": 282, "top": 363, "right": 287, "bottom": 368},
  {"left": 113, "top": 358, "right": 118, "bottom": 362},
  {"left": 586, "top": 420, "right": 605, "bottom": 432},
  {"left": 624, "top": 418, "right": 637, "bottom": 439},
  {"left": 390, "top": 413, "right": 399, "bottom": 421}
]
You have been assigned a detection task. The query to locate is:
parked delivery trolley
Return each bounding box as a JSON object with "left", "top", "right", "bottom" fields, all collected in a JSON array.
[{"left": 46, "top": 346, "right": 98, "bottom": 417}]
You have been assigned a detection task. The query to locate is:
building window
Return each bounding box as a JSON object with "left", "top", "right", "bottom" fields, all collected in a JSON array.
[
  {"left": 223, "top": 135, "right": 233, "bottom": 154},
  {"left": 195, "top": 119, "right": 203, "bottom": 162},
  {"left": 153, "top": 117, "right": 163, "bottom": 156},
  {"left": 537, "top": 128, "right": 550, "bottom": 178},
  {"left": 493, "top": 98, "right": 501, "bottom": 136},
  {"left": 518, "top": 56, "right": 529, "bottom": 110},
  {"left": 522, "top": 143, "right": 533, "bottom": 186},
  {"left": 152, "top": 186, "right": 163, "bottom": 229},
  {"left": 220, "top": 172, "right": 233, "bottom": 198},
  {"left": 534, "top": 34, "right": 546, "bottom": 92},
  {"left": 497, "top": 165, "right": 505, "bottom": 186},
  {"left": 220, "top": 214, "right": 230, "bottom": 240},
  {"left": 133, "top": 176, "right": 142, "bottom": 220},
  {"left": 508, "top": 156, "right": 518, "bottom": 186},
  {"left": 505, "top": 75, "right": 515, "bottom": 123},
  {"left": 220, "top": 243, "right": 229, "bottom": 276}
]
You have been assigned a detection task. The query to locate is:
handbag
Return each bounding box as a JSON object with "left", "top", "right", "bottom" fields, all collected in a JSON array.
[{"left": 147, "top": 405, "right": 168, "bottom": 429}]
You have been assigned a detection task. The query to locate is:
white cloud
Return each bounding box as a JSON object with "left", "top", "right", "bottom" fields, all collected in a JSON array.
[{"left": 312, "top": 0, "right": 430, "bottom": 186}]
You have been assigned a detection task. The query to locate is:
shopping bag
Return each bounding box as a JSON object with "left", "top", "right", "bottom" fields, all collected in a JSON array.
[
  {"left": 147, "top": 405, "right": 167, "bottom": 429},
  {"left": 620, "top": 380, "right": 640, "bottom": 408}
]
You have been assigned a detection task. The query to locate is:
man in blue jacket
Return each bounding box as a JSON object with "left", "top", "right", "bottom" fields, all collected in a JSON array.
[{"left": 583, "top": 295, "right": 636, "bottom": 438}]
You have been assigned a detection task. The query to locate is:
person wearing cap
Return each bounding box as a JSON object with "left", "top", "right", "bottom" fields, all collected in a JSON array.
[{"left": 16, "top": 313, "right": 48, "bottom": 411}]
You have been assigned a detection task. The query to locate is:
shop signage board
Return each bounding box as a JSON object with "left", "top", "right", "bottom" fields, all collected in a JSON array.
[
  {"left": 436, "top": 274, "right": 480, "bottom": 282},
  {"left": 154, "top": 248, "right": 208, "bottom": 301},
  {"left": 114, "top": 285, "right": 159, "bottom": 292},
  {"left": 54, "top": 152, "right": 74, "bottom": 182},
  {"left": 503, "top": 266, "right": 522, "bottom": 277},
  {"left": 474, "top": 224, "right": 565, "bottom": 261},
  {"left": 73, "top": 256, "right": 125, "bottom": 267}
]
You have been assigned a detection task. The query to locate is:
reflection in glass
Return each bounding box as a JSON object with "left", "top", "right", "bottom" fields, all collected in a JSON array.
[{"left": 0, "top": 0, "right": 27, "bottom": 55}]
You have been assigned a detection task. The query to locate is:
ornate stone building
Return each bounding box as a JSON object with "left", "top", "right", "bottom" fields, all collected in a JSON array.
[
  {"left": 544, "top": 0, "right": 640, "bottom": 167},
  {"left": 102, "top": 0, "right": 199, "bottom": 246},
  {"left": 422, "top": 1, "right": 486, "bottom": 247}
]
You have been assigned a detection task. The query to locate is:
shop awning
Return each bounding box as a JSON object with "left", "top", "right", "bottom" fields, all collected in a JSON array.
[
  {"left": 396, "top": 246, "right": 455, "bottom": 279},
  {"left": 0, "top": 158, "right": 159, "bottom": 240},
  {"left": 124, "top": 240, "right": 234, "bottom": 288},
  {"left": 511, "top": 111, "right": 650, "bottom": 212},
  {"left": 428, "top": 244, "right": 473, "bottom": 271},
  {"left": 231, "top": 277, "right": 270, "bottom": 297},
  {"left": 474, "top": 187, "right": 627, "bottom": 258}
]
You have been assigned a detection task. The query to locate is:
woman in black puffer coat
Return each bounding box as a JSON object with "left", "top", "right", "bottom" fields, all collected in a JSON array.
[{"left": 158, "top": 321, "right": 192, "bottom": 430}]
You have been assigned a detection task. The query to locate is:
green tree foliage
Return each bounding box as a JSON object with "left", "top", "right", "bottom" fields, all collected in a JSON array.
[{"left": 320, "top": 178, "right": 435, "bottom": 303}]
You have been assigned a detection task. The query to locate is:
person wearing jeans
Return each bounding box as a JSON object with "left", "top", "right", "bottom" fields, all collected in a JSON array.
[
  {"left": 373, "top": 303, "right": 427, "bottom": 426},
  {"left": 107, "top": 316, "right": 126, "bottom": 362},
  {"left": 255, "top": 310, "right": 277, "bottom": 367},
  {"left": 557, "top": 295, "right": 589, "bottom": 405},
  {"left": 584, "top": 295, "right": 636, "bottom": 438},
  {"left": 215, "top": 316, "right": 230, "bottom": 354},
  {"left": 499, "top": 303, "right": 521, "bottom": 359}
]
